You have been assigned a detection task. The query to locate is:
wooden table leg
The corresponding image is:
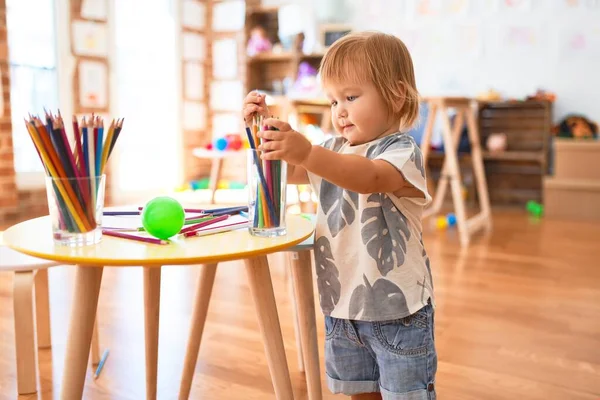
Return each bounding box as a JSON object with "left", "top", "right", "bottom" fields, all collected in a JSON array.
[
  {"left": 60, "top": 266, "right": 103, "bottom": 400},
  {"left": 34, "top": 268, "right": 51, "bottom": 349},
  {"left": 244, "top": 256, "right": 294, "bottom": 400},
  {"left": 13, "top": 271, "right": 37, "bottom": 395},
  {"left": 179, "top": 263, "right": 218, "bottom": 400},
  {"left": 209, "top": 158, "right": 224, "bottom": 204},
  {"left": 289, "top": 251, "right": 322, "bottom": 400},
  {"left": 144, "top": 266, "right": 161, "bottom": 400},
  {"left": 287, "top": 254, "right": 305, "bottom": 372}
]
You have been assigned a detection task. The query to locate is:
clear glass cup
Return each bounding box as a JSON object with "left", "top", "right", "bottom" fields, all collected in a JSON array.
[
  {"left": 247, "top": 149, "right": 287, "bottom": 237},
  {"left": 45, "top": 174, "right": 105, "bottom": 246}
]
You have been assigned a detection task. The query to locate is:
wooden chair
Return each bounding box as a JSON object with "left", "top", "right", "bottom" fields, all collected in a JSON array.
[{"left": 0, "top": 234, "right": 101, "bottom": 395}]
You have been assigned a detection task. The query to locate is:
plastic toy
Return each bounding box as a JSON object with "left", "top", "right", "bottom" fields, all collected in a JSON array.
[
  {"left": 246, "top": 25, "right": 272, "bottom": 56},
  {"left": 141, "top": 196, "right": 185, "bottom": 239},
  {"left": 214, "top": 137, "right": 228, "bottom": 151},
  {"left": 526, "top": 200, "right": 544, "bottom": 218},
  {"left": 435, "top": 216, "right": 447, "bottom": 230},
  {"left": 446, "top": 213, "right": 457, "bottom": 227}
]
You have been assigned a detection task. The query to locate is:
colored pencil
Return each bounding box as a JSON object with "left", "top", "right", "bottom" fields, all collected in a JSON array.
[
  {"left": 102, "top": 229, "right": 169, "bottom": 245},
  {"left": 24, "top": 112, "right": 125, "bottom": 236},
  {"left": 180, "top": 214, "right": 229, "bottom": 235},
  {"left": 93, "top": 349, "right": 110, "bottom": 379}
]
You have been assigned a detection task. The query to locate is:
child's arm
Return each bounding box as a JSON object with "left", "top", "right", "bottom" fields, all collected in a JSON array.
[
  {"left": 301, "top": 145, "right": 406, "bottom": 194},
  {"left": 287, "top": 164, "right": 310, "bottom": 185},
  {"left": 258, "top": 118, "right": 408, "bottom": 194}
]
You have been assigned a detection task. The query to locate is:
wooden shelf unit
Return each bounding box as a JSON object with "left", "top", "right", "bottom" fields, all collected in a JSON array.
[
  {"left": 477, "top": 100, "right": 553, "bottom": 206},
  {"left": 243, "top": 6, "right": 324, "bottom": 98}
]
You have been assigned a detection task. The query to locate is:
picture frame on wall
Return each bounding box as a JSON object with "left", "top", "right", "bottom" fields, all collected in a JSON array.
[{"left": 319, "top": 24, "right": 352, "bottom": 49}]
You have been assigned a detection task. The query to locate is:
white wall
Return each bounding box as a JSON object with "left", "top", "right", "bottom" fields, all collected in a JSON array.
[{"left": 264, "top": 0, "right": 600, "bottom": 123}]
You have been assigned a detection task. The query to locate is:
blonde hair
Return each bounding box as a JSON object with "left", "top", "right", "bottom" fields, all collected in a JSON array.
[{"left": 319, "top": 31, "right": 419, "bottom": 131}]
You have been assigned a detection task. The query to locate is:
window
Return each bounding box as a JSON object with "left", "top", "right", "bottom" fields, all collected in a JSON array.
[
  {"left": 113, "top": 0, "right": 180, "bottom": 198},
  {"left": 7, "top": 0, "right": 59, "bottom": 175}
]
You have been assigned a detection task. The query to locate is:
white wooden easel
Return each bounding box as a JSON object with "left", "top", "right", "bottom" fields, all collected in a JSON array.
[{"left": 421, "top": 97, "right": 492, "bottom": 246}]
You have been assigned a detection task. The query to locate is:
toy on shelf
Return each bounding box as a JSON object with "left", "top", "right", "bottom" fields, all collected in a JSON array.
[
  {"left": 141, "top": 196, "right": 186, "bottom": 240},
  {"left": 247, "top": 25, "right": 273, "bottom": 56},
  {"left": 526, "top": 200, "right": 544, "bottom": 218},
  {"left": 486, "top": 133, "right": 507, "bottom": 153},
  {"left": 553, "top": 114, "right": 598, "bottom": 139},
  {"left": 288, "top": 62, "right": 322, "bottom": 99},
  {"left": 526, "top": 89, "right": 556, "bottom": 103},
  {"left": 477, "top": 88, "right": 503, "bottom": 101}
]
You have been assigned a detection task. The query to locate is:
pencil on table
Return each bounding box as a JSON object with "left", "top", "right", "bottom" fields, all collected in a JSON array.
[{"left": 102, "top": 229, "right": 169, "bottom": 245}]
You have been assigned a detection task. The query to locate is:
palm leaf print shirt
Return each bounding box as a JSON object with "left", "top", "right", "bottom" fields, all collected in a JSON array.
[{"left": 307, "top": 132, "right": 435, "bottom": 321}]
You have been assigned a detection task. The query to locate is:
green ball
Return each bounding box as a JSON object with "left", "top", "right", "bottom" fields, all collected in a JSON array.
[{"left": 141, "top": 196, "right": 185, "bottom": 239}]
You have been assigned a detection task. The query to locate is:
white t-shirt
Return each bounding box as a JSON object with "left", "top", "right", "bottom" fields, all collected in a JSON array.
[{"left": 307, "top": 132, "right": 435, "bottom": 322}]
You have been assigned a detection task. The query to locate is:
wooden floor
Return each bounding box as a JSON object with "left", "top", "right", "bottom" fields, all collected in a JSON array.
[{"left": 1, "top": 209, "right": 599, "bottom": 399}]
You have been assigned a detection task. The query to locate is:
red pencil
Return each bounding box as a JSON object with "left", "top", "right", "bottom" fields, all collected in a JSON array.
[
  {"left": 102, "top": 229, "right": 169, "bottom": 245},
  {"left": 181, "top": 214, "right": 229, "bottom": 235}
]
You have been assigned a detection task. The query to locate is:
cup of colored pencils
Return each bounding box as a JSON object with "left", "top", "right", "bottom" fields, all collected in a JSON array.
[
  {"left": 24, "top": 111, "right": 125, "bottom": 246},
  {"left": 245, "top": 115, "right": 287, "bottom": 237}
]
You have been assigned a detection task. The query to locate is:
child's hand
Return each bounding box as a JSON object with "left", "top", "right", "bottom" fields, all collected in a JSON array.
[
  {"left": 258, "top": 118, "right": 312, "bottom": 165},
  {"left": 243, "top": 91, "right": 269, "bottom": 125}
]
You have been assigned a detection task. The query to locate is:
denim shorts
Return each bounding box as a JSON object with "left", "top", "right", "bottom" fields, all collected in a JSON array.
[{"left": 324, "top": 303, "right": 437, "bottom": 399}]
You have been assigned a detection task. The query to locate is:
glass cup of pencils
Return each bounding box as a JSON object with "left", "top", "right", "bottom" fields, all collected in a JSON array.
[
  {"left": 45, "top": 174, "right": 106, "bottom": 246},
  {"left": 247, "top": 149, "right": 287, "bottom": 237}
]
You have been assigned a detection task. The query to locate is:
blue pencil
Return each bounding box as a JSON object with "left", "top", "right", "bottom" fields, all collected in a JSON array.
[
  {"left": 94, "top": 349, "right": 110, "bottom": 379},
  {"left": 96, "top": 121, "right": 104, "bottom": 174}
]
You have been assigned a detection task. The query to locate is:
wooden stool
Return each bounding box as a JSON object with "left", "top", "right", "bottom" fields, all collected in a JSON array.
[
  {"left": 0, "top": 236, "right": 101, "bottom": 395},
  {"left": 421, "top": 97, "right": 492, "bottom": 246}
]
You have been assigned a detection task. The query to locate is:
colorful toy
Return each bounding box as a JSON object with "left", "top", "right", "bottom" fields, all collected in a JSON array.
[
  {"left": 435, "top": 216, "right": 447, "bottom": 230},
  {"left": 447, "top": 213, "right": 457, "bottom": 227},
  {"left": 141, "top": 196, "right": 185, "bottom": 240},
  {"left": 435, "top": 213, "right": 457, "bottom": 230},
  {"left": 190, "top": 178, "right": 210, "bottom": 190},
  {"left": 246, "top": 25, "right": 272, "bottom": 56},
  {"left": 553, "top": 114, "right": 598, "bottom": 139},
  {"left": 526, "top": 200, "right": 544, "bottom": 218},
  {"left": 214, "top": 137, "right": 228, "bottom": 151}
]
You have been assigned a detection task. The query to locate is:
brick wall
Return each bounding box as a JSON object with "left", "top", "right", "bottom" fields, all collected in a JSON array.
[{"left": 0, "top": 0, "right": 19, "bottom": 228}]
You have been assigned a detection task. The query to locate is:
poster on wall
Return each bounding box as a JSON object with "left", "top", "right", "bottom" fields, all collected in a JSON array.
[
  {"left": 212, "top": 113, "right": 241, "bottom": 139},
  {"left": 557, "top": 0, "right": 600, "bottom": 9},
  {"left": 182, "top": 32, "right": 206, "bottom": 61},
  {"left": 78, "top": 60, "right": 108, "bottom": 109},
  {"left": 81, "top": 0, "right": 107, "bottom": 21},
  {"left": 183, "top": 101, "right": 206, "bottom": 130},
  {"left": 72, "top": 20, "right": 108, "bottom": 57},
  {"left": 496, "top": 25, "right": 541, "bottom": 55},
  {"left": 182, "top": 0, "right": 206, "bottom": 30},
  {"left": 499, "top": 0, "right": 532, "bottom": 12},
  {"left": 559, "top": 27, "right": 600, "bottom": 60},
  {"left": 184, "top": 62, "right": 204, "bottom": 100},
  {"left": 212, "top": 0, "right": 245, "bottom": 32},
  {"left": 210, "top": 81, "right": 243, "bottom": 112},
  {"left": 212, "top": 39, "right": 238, "bottom": 79}
]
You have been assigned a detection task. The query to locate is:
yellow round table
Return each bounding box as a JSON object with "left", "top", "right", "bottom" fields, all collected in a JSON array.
[{"left": 3, "top": 214, "right": 316, "bottom": 400}]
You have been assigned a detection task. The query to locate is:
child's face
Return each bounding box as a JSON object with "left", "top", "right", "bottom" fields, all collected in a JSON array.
[{"left": 325, "top": 80, "right": 399, "bottom": 145}]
